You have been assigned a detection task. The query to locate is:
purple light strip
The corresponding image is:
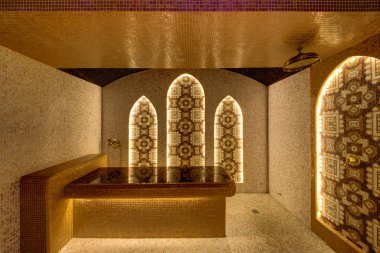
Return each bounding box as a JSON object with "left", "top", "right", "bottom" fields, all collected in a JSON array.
[{"left": 0, "top": 0, "right": 379, "bottom": 12}]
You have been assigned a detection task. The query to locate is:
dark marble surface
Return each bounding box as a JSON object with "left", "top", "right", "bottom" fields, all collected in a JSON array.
[{"left": 71, "top": 166, "right": 233, "bottom": 185}]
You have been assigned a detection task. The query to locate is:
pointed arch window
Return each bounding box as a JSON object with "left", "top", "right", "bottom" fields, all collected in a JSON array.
[
  {"left": 167, "top": 74, "right": 205, "bottom": 167},
  {"left": 129, "top": 96, "right": 158, "bottom": 169},
  {"left": 215, "top": 96, "right": 243, "bottom": 183}
]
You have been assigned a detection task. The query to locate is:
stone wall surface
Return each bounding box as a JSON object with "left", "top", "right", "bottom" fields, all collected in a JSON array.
[
  {"left": 269, "top": 69, "right": 312, "bottom": 227},
  {"left": 0, "top": 46, "right": 101, "bottom": 253}
]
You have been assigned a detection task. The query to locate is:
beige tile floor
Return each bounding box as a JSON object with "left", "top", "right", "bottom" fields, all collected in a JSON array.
[{"left": 60, "top": 194, "right": 334, "bottom": 253}]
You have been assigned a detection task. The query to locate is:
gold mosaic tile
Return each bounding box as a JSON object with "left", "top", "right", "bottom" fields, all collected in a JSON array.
[
  {"left": 73, "top": 197, "right": 226, "bottom": 238},
  {"left": 0, "top": 12, "right": 379, "bottom": 68}
]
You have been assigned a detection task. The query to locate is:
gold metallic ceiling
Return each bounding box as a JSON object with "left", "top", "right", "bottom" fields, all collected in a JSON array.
[{"left": 0, "top": 12, "right": 379, "bottom": 68}]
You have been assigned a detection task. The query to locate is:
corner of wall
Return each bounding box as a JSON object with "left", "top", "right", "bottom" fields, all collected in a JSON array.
[{"left": 268, "top": 69, "right": 312, "bottom": 228}]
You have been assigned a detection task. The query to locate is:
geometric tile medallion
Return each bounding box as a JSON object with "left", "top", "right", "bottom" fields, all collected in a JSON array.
[
  {"left": 167, "top": 74, "right": 205, "bottom": 167},
  {"left": 317, "top": 56, "right": 380, "bottom": 252},
  {"left": 214, "top": 96, "right": 243, "bottom": 183},
  {"left": 128, "top": 96, "right": 158, "bottom": 181}
]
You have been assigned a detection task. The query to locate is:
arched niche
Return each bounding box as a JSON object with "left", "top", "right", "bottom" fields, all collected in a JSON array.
[
  {"left": 128, "top": 96, "right": 158, "bottom": 182},
  {"left": 316, "top": 56, "right": 380, "bottom": 252},
  {"left": 167, "top": 73, "right": 205, "bottom": 167},
  {"left": 214, "top": 95, "right": 243, "bottom": 183}
]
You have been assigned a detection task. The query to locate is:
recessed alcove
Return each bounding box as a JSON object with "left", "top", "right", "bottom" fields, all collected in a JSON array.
[{"left": 102, "top": 69, "right": 267, "bottom": 193}]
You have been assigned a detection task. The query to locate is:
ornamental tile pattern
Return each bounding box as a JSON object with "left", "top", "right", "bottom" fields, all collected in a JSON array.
[
  {"left": 215, "top": 96, "right": 243, "bottom": 183},
  {"left": 317, "top": 56, "right": 380, "bottom": 252},
  {"left": 128, "top": 96, "right": 158, "bottom": 178},
  {"left": 167, "top": 74, "right": 205, "bottom": 167}
]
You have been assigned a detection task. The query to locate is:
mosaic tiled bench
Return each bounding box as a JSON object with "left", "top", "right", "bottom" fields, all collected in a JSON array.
[
  {"left": 64, "top": 166, "right": 235, "bottom": 238},
  {"left": 20, "top": 156, "right": 235, "bottom": 253}
]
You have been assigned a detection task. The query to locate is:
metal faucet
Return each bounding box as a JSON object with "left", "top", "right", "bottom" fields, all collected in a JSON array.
[
  {"left": 344, "top": 154, "right": 360, "bottom": 167},
  {"left": 107, "top": 138, "right": 121, "bottom": 148}
]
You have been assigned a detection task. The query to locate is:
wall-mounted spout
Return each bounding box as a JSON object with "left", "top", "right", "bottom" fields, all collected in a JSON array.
[
  {"left": 107, "top": 138, "right": 122, "bottom": 167},
  {"left": 344, "top": 154, "right": 360, "bottom": 167},
  {"left": 107, "top": 138, "right": 121, "bottom": 149}
]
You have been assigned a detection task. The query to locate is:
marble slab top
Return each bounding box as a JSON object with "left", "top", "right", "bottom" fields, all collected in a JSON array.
[{"left": 64, "top": 166, "right": 236, "bottom": 198}]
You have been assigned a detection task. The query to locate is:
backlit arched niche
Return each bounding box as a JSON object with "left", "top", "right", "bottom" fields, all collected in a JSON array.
[
  {"left": 129, "top": 96, "right": 158, "bottom": 169},
  {"left": 316, "top": 56, "right": 380, "bottom": 252},
  {"left": 215, "top": 96, "right": 243, "bottom": 183},
  {"left": 167, "top": 74, "right": 205, "bottom": 167}
]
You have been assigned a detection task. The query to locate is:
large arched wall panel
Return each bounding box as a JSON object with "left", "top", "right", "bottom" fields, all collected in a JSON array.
[
  {"left": 215, "top": 96, "right": 243, "bottom": 183},
  {"left": 310, "top": 33, "right": 380, "bottom": 253},
  {"left": 128, "top": 96, "right": 158, "bottom": 183},
  {"left": 167, "top": 74, "right": 205, "bottom": 167},
  {"left": 101, "top": 69, "right": 267, "bottom": 193},
  {"left": 129, "top": 96, "right": 158, "bottom": 168},
  {"left": 316, "top": 56, "right": 380, "bottom": 252}
]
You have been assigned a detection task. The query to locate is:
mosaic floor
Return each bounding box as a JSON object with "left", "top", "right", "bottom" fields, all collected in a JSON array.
[{"left": 60, "top": 194, "right": 334, "bottom": 253}]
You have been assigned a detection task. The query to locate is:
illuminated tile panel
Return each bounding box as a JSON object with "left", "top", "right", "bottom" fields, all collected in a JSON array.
[
  {"left": 0, "top": 0, "right": 379, "bottom": 11},
  {"left": 129, "top": 96, "right": 158, "bottom": 182},
  {"left": 316, "top": 56, "right": 380, "bottom": 252},
  {"left": 214, "top": 96, "right": 243, "bottom": 183},
  {"left": 167, "top": 74, "right": 205, "bottom": 168}
]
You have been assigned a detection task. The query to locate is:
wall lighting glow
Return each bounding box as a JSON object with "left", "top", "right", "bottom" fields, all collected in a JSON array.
[
  {"left": 315, "top": 57, "right": 349, "bottom": 218},
  {"left": 316, "top": 74, "right": 330, "bottom": 219},
  {"left": 315, "top": 56, "right": 380, "bottom": 252},
  {"left": 214, "top": 96, "right": 243, "bottom": 183}
]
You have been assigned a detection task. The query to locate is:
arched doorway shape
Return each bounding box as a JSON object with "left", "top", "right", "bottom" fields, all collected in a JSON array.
[
  {"left": 167, "top": 73, "right": 205, "bottom": 167},
  {"left": 214, "top": 95, "right": 243, "bottom": 183},
  {"left": 129, "top": 96, "right": 158, "bottom": 168},
  {"left": 316, "top": 56, "right": 380, "bottom": 252}
]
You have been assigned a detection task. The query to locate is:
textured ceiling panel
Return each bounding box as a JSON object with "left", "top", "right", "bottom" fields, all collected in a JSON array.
[
  {"left": 0, "top": 12, "right": 379, "bottom": 68},
  {"left": 0, "top": 0, "right": 379, "bottom": 11}
]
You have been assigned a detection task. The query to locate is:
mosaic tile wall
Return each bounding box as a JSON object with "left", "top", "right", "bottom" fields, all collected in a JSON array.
[
  {"left": 317, "top": 56, "right": 380, "bottom": 252},
  {"left": 0, "top": 0, "right": 379, "bottom": 11},
  {"left": 268, "top": 69, "right": 312, "bottom": 227},
  {"left": 102, "top": 69, "right": 267, "bottom": 193},
  {"left": 215, "top": 96, "right": 243, "bottom": 183},
  {"left": 129, "top": 96, "right": 158, "bottom": 183},
  {"left": 167, "top": 74, "right": 205, "bottom": 167},
  {"left": 129, "top": 96, "right": 158, "bottom": 168},
  {"left": 0, "top": 46, "right": 101, "bottom": 252}
]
